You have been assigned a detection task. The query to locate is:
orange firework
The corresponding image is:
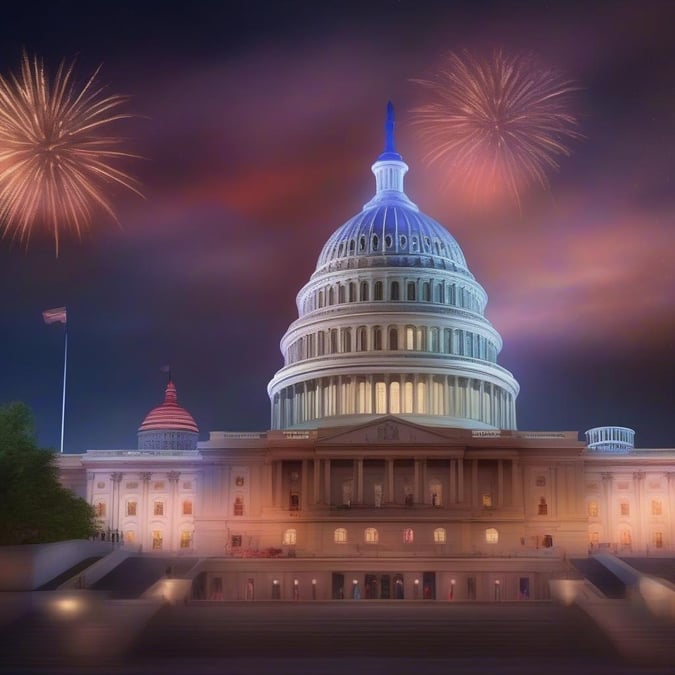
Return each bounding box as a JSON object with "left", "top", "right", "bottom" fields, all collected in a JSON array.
[
  {"left": 0, "top": 53, "right": 141, "bottom": 255},
  {"left": 411, "top": 50, "right": 581, "bottom": 206}
]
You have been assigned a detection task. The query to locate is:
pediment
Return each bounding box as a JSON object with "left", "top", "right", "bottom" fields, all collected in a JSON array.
[{"left": 317, "top": 416, "right": 464, "bottom": 446}]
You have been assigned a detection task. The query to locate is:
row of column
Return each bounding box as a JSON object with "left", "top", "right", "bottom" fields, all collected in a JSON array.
[
  {"left": 264, "top": 458, "right": 523, "bottom": 510},
  {"left": 273, "top": 374, "right": 515, "bottom": 430}
]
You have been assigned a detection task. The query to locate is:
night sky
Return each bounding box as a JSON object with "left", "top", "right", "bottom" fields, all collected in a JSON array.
[{"left": 0, "top": 1, "right": 673, "bottom": 453}]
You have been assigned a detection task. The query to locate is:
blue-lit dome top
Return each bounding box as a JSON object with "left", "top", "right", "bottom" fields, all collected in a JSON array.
[{"left": 314, "top": 102, "right": 471, "bottom": 279}]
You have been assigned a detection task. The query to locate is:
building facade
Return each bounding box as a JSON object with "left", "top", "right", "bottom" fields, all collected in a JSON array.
[{"left": 58, "top": 106, "right": 674, "bottom": 601}]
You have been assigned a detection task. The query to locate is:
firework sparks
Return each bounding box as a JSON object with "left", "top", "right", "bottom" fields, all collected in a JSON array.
[
  {"left": 0, "top": 54, "right": 141, "bottom": 255},
  {"left": 411, "top": 50, "right": 581, "bottom": 206}
]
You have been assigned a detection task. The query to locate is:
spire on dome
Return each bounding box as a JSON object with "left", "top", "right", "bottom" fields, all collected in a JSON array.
[
  {"left": 164, "top": 380, "right": 177, "bottom": 404},
  {"left": 378, "top": 101, "right": 403, "bottom": 161}
]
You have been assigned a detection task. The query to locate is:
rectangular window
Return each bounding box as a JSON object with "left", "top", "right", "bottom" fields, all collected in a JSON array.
[
  {"left": 152, "top": 530, "right": 163, "bottom": 550},
  {"left": 153, "top": 481, "right": 165, "bottom": 490},
  {"left": 620, "top": 502, "right": 630, "bottom": 516},
  {"left": 231, "top": 535, "right": 242, "bottom": 547},
  {"left": 180, "top": 531, "right": 191, "bottom": 549},
  {"left": 482, "top": 493, "right": 492, "bottom": 508},
  {"left": 655, "top": 532, "right": 663, "bottom": 549},
  {"left": 651, "top": 500, "right": 662, "bottom": 516},
  {"left": 95, "top": 502, "right": 106, "bottom": 517},
  {"left": 182, "top": 499, "right": 193, "bottom": 515},
  {"left": 154, "top": 501, "right": 164, "bottom": 516},
  {"left": 126, "top": 501, "right": 137, "bottom": 516}
]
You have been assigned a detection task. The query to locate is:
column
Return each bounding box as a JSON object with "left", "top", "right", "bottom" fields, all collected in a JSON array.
[
  {"left": 449, "top": 459, "right": 456, "bottom": 504},
  {"left": 601, "top": 473, "right": 613, "bottom": 546},
  {"left": 168, "top": 471, "right": 180, "bottom": 551},
  {"left": 386, "top": 458, "right": 394, "bottom": 503},
  {"left": 324, "top": 458, "right": 332, "bottom": 506},
  {"left": 511, "top": 459, "right": 521, "bottom": 508},
  {"left": 141, "top": 472, "right": 151, "bottom": 552},
  {"left": 313, "top": 458, "right": 321, "bottom": 505},
  {"left": 414, "top": 460, "right": 421, "bottom": 504},
  {"left": 457, "top": 458, "right": 464, "bottom": 503},
  {"left": 633, "top": 471, "right": 645, "bottom": 552},
  {"left": 667, "top": 473, "right": 675, "bottom": 551},
  {"left": 111, "top": 472, "right": 123, "bottom": 536},
  {"left": 497, "top": 460, "right": 504, "bottom": 508},
  {"left": 275, "top": 461, "right": 283, "bottom": 509},
  {"left": 355, "top": 458, "right": 364, "bottom": 504},
  {"left": 264, "top": 461, "right": 273, "bottom": 508},
  {"left": 301, "top": 460, "right": 309, "bottom": 510},
  {"left": 472, "top": 460, "right": 478, "bottom": 507},
  {"left": 422, "top": 459, "right": 429, "bottom": 504}
]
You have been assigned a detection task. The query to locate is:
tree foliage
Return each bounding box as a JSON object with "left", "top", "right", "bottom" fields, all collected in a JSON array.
[{"left": 0, "top": 402, "right": 96, "bottom": 545}]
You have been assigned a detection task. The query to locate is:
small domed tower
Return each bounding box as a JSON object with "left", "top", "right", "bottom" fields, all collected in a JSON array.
[
  {"left": 137, "top": 380, "right": 199, "bottom": 450},
  {"left": 268, "top": 103, "right": 519, "bottom": 430}
]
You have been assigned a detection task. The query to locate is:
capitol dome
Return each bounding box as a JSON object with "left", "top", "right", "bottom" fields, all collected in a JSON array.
[
  {"left": 138, "top": 380, "right": 199, "bottom": 450},
  {"left": 268, "top": 103, "right": 519, "bottom": 430}
]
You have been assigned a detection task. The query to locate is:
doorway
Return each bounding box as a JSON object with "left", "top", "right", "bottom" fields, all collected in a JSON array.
[
  {"left": 365, "top": 574, "right": 378, "bottom": 599},
  {"left": 380, "top": 574, "right": 391, "bottom": 599},
  {"left": 393, "top": 574, "right": 405, "bottom": 599},
  {"left": 332, "top": 572, "right": 345, "bottom": 599},
  {"left": 423, "top": 572, "right": 436, "bottom": 600}
]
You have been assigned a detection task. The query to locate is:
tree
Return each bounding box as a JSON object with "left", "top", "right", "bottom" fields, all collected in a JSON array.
[{"left": 0, "top": 402, "right": 96, "bottom": 545}]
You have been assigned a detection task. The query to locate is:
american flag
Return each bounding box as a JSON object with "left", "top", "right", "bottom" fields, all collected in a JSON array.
[{"left": 42, "top": 307, "right": 67, "bottom": 325}]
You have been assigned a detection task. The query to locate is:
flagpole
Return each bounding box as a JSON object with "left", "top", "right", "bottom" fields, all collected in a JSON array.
[{"left": 60, "top": 323, "right": 68, "bottom": 454}]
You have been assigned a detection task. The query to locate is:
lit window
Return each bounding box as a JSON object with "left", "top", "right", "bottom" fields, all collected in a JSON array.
[
  {"left": 655, "top": 532, "right": 663, "bottom": 549},
  {"left": 153, "top": 501, "right": 164, "bottom": 516},
  {"left": 403, "top": 528, "right": 414, "bottom": 544},
  {"left": 126, "top": 501, "right": 137, "bottom": 516},
  {"left": 590, "top": 532, "right": 599, "bottom": 545},
  {"left": 620, "top": 530, "right": 632, "bottom": 546},
  {"left": 620, "top": 502, "right": 630, "bottom": 517},
  {"left": 183, "top": 499, "right": 193, "bottom": 515},
  {"left": 651, "top": 500, "right": 662, "bottom": 516},
  {"left": 482, "top": 494, "right": 492, "bottom": 508},
  {"left": 433, "top": 527, "right": 446, "bottom": 544},
  {"left": 588, "top": 501, "right": 598, "bottom": 517},
  {"left": 125, "top": 530, "right": 135, "bottom": 544},
  {"left": 153, "top": 481, "right": 165, "bottom": 490},
  {"left": 364, "top": 527, "right": 379, "bottom": 544},
  {"left": 283, "top": 528, "right": 297, "bottom": 545},
  {"left": 152, "top": 530, "right": 163, "bottom": 550},
  {"left": 485, "top": 528, "right": 499, "bottom": 544},
  {"left": 180, "top": 531, "right": 191, "bottom": 549},
  {"left": 95, "top": 502, "right": 106, "bottom": 517},
  {"left": 334, "top": 528, "right": 347, "bottom": 544}
]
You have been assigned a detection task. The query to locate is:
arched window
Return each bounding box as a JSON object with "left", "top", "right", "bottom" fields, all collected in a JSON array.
[
  {"left": 349, "top": 282, "right": 356, "bottom": 302},
  {"left": 405, "top": 326, "right": 415, "bottom": 350},
  {"left": 373, "top": 326, "right": 382, "bottom": 350},
  {"left": 407, "top": 282, "right": 416, "bottom": 301},
  {"left": 403, "top": 528, "right": 414, "bottom": 544},
  {"left": 338, "top": 285, "right": 346, "bottom": 303},
  {"left": 422, "top": 281, "right": 431, "bottom": 301},
  {"left": 389, "top": 327, "right": 398, "bottom": 350},
  {"left": 375, "top": 381, "right": 386, "bottom": 414},
  {"left": 485, "top": 528, "right": 499, "bottom": 544},
  {"left": 283, "top": 528, "right": 297, "bottom": 545},
  {"left": 403, "top": 380, "right": 413, "bottom": 414},
  {"left": 330, "top": 329, "right": 338, "bottom": 354},
  {"left": 360, "top": 281, "right": 369, "bottom": 301},
  {"left": 374, "top": 281, "right": 383, "bottom": 300},
  {"left": 433, "top": 527, "right": 446, "bottom": 544},
  {"left": 364, "top": 527, "right": 379, "bottom": 544},
  {"left": 430, "top": 480, "right": 442, "bottom": 507},
  {"left": 334, "top": 527, "right": 347, "bottom": 544},
  {"left": 391, "top": 281, "right": 400, "bottom": 300},
  {"left": 328, "top": 287, "right": 335, "bottom": 305},
  {"left": 341, "top": 328, "right": 352, "bottom": 353},
  {"left": 95, "top": 502, "right": 106, "bottom": 517},
  {"left": 356, "top": 326, "right": 367, "bottom": 351}
]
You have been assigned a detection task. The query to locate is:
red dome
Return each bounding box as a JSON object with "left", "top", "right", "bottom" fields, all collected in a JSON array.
[{"left": 138, "top": 381, "right": 199, "bottom": 433}]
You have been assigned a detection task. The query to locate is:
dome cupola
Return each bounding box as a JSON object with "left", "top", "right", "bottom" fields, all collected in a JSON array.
[
  {"left": 268, "top": 103, "right": 519, "bottom": 431},
  {"left": 138, "top": 380, "right": 199, "bottom": 450}
]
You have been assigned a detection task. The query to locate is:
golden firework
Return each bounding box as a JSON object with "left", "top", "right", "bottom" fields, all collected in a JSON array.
[
  {"left": 411, "top": 50, "right": 581, "bottom": 206},
  {"left": 0, "top": 53, "right": 141, "bottom": 255}
]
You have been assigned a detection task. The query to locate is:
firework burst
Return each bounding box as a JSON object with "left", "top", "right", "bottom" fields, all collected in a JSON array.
[
  {"left": 0, "top": 53, "right": 141, "bottom": 255},
  {"left": 411, "top": 50, "right": 581, "bottom": 206}
]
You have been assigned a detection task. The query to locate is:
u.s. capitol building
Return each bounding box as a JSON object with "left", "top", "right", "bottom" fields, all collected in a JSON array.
[{"left": 59, "top": 105, "right": 675, "bottom": 601}]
